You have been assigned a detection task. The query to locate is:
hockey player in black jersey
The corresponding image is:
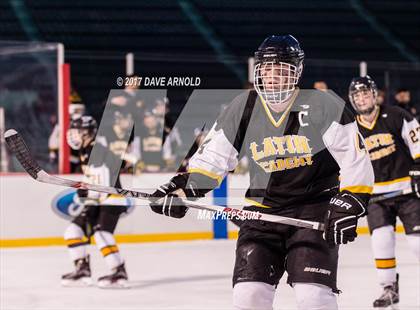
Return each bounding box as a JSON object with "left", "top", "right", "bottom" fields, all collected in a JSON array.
[
  {"left": 137, "top": 111, "right": 173, "bottom": 172},
  {"left": 62, "top": 115, "right": 129, "bottom": 288},
  {"left": 349, "top": 76, "right": 420, "bottom": 308},
  {"left": 148, "top": 35, "right": 374, "bottom": 310}
]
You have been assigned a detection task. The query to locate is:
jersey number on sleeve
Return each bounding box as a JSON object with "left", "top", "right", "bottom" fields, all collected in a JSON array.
[{"left": 409, "top": 126, "right": 420, "bottom": 143}]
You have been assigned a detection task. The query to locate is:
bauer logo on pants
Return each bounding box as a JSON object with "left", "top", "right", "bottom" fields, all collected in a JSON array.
[{"left": 51, "top": 189, "right": 134, "bottom": 220}]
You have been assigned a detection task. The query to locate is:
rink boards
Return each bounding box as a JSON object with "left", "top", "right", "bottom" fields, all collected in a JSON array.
[{"left": 0, "top": 173, "right": 403, "bottom": 247}]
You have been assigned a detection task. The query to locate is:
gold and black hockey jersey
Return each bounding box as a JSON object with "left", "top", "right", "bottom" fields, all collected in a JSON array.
[
  {"left": 79, "top": 139, "right": 122, "bottom": 190},
  {"left": 139, "top": 126, "right": 165, "bottom": 171},
  {"left": 188, "top": 89, "right": 374, "bottom": 211},
  {"left": 356, "top": 105, "right": 420, "bottom": 194}
]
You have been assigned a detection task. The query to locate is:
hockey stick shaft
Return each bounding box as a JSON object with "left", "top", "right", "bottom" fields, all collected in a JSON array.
[
  {"left": 4, "top": 129, "right": 324, "bottom": 231},
  {"left": 369, "top": 188, "right": 413, "bottom": 204}
]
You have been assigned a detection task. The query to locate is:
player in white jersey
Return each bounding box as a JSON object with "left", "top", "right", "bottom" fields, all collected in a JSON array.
[
  {"left": 148, "top": 35, "right": 374, "bottom": 310},
  {"left": 62, "top": 115, "right": 129, "bottom": 288},
  {"left": 349, "top": 76, "right": 420, "bottom": 308}
]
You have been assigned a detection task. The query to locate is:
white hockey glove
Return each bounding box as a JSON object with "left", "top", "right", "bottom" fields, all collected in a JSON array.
[{"left": 324, "top": 191, "right": 367, "bottom": 246}]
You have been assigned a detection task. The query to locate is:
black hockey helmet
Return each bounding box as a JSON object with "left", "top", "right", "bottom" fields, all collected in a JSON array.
[
  {"left": 67, "top": 115, "right": 97, "bottom": 150},
  {"left": 348, "top": 75, "right": 378, "bottom": 114},
  {"left": 254, "top": 35, "right": 305, "bottom": 68},
  {"left": 254, "top": 35, "right": 305, "bottom": 108},
  {"left": 69, "top": 115, "right": 98, "bottom": 133},
  {"left": 112, "top": 105, "right": 134, "bottom": 133}
]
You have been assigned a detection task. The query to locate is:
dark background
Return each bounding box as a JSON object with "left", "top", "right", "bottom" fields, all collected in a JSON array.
[{"left": 1, "top": 0, "right": 419, "bottom": 118}]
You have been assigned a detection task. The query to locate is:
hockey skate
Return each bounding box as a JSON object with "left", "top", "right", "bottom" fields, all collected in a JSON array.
[
  {"left": 373, "top": 274, "right": 399, "bottom": 309},
  {"left": 97, "top": 264, "right": 129, "bottom": 289},
  {"left": 61, "top": 256, "right": 92, "bottom": 287}
]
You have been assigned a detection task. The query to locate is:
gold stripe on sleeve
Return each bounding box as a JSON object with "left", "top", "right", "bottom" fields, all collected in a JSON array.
[
  {"left": 188, "top": 168, "right": 224, "bottom": 184},
  {"left": 244, "top": 198, "right": 271, "bottom": 209},
  {"left": 374, "top": 176, "right": 411, "bottom": 186},
  {"left": 340, "top": 185, "right": 373, "bottom": 194}
]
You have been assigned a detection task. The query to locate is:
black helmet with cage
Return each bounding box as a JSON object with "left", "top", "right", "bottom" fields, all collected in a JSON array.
[
  {"left": 348, "top": 75, "right": 378, "bottom": 115},
  {"left": 67, "top": 115, "right": 98, "bottom": 150},
  {"left": 254, "top": 35, "right": 305, "bottom": 109}
]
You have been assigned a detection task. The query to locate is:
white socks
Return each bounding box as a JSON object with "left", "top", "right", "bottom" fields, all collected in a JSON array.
[
  {"left": 94, "top": 230, "right": 124, "bottom": 269},
  {"left": 64, "top": 223, "right": 88, "bottom": 261},
  {"left": 233, "top": 282, "right": 275, "bottom": 310},
  {"left": 371, "top": 225, "right": 397, "bottom": 286},
  {"left": 294, "top": 283, "right": 338, "bottom": 310},
  {"left": 233, "top": 282, "right": 337, "bottom": 310},
  {"left": 406, "top": 233, "right": 420, "bottom": 261}
]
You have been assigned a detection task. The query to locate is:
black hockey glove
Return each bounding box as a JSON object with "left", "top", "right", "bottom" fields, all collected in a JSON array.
[
  {"left": 74, "top": 188, "right": 101, "bottom": 205},
  {"left": 150, "top": 174, "right": 204, "bottom": 219},
  {"left": 409, "top": 162, "right": 420, "bottom": 198},
  {"left": 77, "top": 189, "right": 89, "bottom": 198},
  {"left": 323, "top": 191, "right": 367, "bottom": 246}
]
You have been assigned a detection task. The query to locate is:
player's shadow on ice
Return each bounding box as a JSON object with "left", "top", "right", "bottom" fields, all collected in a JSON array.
[{"left": 129, "top": 274, "right": 230, "bottom": 289}]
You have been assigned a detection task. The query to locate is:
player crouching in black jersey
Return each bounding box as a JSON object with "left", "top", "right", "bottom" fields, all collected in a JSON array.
[
  {"left": 62, "top": 116, "right": 129, "bottom": 288},
  {"left": 349, "top": 76, "right": 420, "bottom": 308},
  {"left": 149, "top": 35, "right": 375, "bottom": 310}
]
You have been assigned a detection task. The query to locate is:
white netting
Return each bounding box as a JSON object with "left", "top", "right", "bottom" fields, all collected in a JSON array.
[{"left": 0, "top": 41, "right": 61, "bottom": 172}]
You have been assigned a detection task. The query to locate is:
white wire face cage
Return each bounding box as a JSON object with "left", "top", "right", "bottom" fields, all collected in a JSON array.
[
  {"left": 349, "top": 87, "right": 378, "bottom": 115},
  {"left": 66, "top": 128, "right": 83, "bottom": 150},
  {"left": 254, "top": 61, "right": 302, "bottom": 109}
]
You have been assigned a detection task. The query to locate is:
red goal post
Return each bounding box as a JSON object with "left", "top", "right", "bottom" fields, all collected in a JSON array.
[{"left": 58, "top": 62, "right": 70, "bottom": 174}]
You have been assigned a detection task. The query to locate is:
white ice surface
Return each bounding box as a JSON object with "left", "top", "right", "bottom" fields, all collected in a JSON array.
[{"left": 1, "top": 235, "right": 419, "bottom": 310}]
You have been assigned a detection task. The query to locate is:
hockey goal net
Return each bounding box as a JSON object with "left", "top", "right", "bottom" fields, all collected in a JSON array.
[{"left": 0, "top": 41, "right": 69, "bottom": 174}]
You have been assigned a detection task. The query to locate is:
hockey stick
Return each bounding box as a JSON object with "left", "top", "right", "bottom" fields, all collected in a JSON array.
[
  {"left": 4, "top": 129, "right": 324, "bottom": 231},
  {"left": 369, "top": 188, "right": 413, "bottom": 204}
]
